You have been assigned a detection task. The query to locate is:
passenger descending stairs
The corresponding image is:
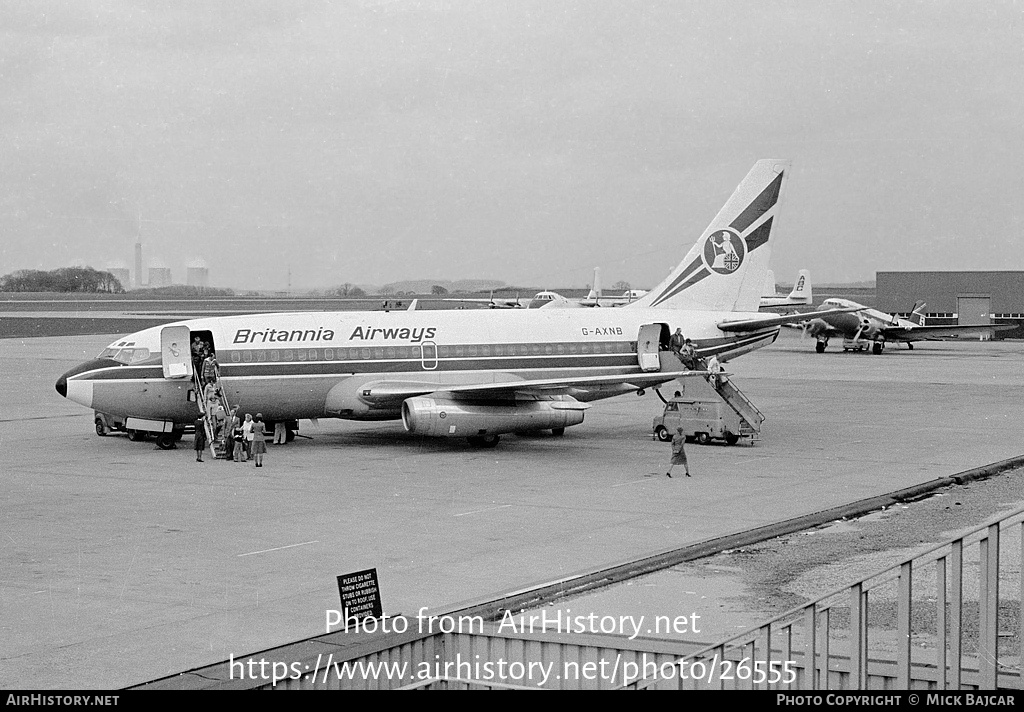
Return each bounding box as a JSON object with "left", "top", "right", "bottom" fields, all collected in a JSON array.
[
  {"left": 694, "top": 355, "right": 764, "bottom": 440},
  {"left": 193, "top": 363, "right": 232, "bottom": 459}
]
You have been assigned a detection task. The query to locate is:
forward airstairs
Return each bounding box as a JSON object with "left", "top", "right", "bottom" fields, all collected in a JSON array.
[{"left": 193, "top": 363, "right": 232, "bottom": 459}]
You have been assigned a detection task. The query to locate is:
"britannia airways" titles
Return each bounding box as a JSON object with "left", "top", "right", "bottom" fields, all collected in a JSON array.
[{"left": 232, "top": 325, "right": 438, "bottom": 345}]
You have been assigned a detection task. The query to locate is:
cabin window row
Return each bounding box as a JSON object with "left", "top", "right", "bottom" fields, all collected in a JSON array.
[{"left": 225, "top": 341, "right": 637, "bottom": 363}]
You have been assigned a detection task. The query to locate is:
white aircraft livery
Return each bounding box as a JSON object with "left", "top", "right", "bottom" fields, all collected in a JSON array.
[{"left": 56, "top": 160, "right": 842, "bottom": 447}]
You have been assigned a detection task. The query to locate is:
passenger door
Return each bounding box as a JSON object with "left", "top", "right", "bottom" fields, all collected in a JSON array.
[
  {"left": 160, "top": 325, "right": 193, "bottom": 379},
  {"left": 636, "top": 324, "right": 663, "bottom": 372}
]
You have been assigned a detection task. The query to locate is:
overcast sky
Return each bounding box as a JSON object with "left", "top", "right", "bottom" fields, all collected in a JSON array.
[{"left": 2, "top": 1, "right": 1022, "bottom": 291}]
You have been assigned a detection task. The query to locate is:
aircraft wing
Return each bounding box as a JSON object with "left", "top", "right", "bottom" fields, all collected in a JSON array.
[
  {"left": 440, "top": 297, "right": 523, "bottom": 309},
  {"left": 355, "top": 370, "right": 709, "bottom": 405},
  {"left": 880, "top": 323, "right": 1014, "bottom": 341},
  {"left": 717, "top": 307, "right": 862, "bottom": 333}
]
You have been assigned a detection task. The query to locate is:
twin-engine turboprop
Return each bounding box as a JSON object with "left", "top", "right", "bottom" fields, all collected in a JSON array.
[
  {"left": 797, "top": 298, "right": 1008, "bottom": 354},
  {"left": 56, "top": 160, "right": 847, "bottom": 447}
]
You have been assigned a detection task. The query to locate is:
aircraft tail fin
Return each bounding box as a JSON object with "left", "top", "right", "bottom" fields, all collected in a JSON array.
[
  {"left": 585, "top": 267, "right": 602, "bottom": 301},
  {"left": 787, "top": 269, "right": 812, "bottom": 304},
  {"left": 910, "top": 301, "right": 927, "bottom": 325},
  {"left": 627, "top": 160, "right": 791, "bottom": 312}
]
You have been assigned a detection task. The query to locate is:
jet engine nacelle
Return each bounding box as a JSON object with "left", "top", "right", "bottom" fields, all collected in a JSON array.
[{"left": 401, "top": 396, "right": 586, "bottom": 437}]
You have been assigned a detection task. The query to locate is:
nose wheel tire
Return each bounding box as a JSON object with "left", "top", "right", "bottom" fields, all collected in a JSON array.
[
  {"left": 467, "top": 434, "right": 500, "bottom": 448},
  {"left": 156, "top": 433, "right": 178, "bottom": 450}
]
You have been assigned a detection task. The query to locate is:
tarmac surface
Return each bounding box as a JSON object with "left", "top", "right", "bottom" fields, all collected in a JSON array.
[{"left": 2, "top": 328, "right": 1023, "bottom": 688}]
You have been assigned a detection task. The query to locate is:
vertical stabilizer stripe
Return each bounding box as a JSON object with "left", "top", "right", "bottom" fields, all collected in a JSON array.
[
  {"left": 650, "top": 256, "right": 704, "bottom": 304},
  {"left": 650, "top": 268, "right": 711, "bottom": 307},
  {"left": 730, "top": 171, "right": 783, "bottom": 233},
  {"left": 743, "top": 216, "right": 774, "bottom": 253}
]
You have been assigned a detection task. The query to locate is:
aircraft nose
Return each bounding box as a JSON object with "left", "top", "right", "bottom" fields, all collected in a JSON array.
[{"left": 56, "top": 358, "right": 118, "bottom": 402}]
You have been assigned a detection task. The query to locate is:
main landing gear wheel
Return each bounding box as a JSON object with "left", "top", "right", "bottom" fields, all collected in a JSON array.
[
  {"left": 286, "top": 429, "right": 296, "bottom": 443},
  {"left": 872, "top": 342, "right": 883, "bottom": 355},
  {"left": 551, "top": 427, "right": 565, "bottom": 437},
  {"left": 815, "top": 341, "right": 826, "bottom": 353},
  {"left": 127, "top": 429, "right": 145, "bottom": 442},
  {"left": 655, "top": 426, "right": 672, "bottom": 442},
  {"left": 156, "top": 433, "right": 178, "bottom": 450},
  {"left": 695, "top": 432, "right": 711, "bottom": 445},
  {"left": 467, "top": 434, "right": 500, "bottom": 448},
  {"left": 95, "top": 419, "right": 107, "bottom": 437}
]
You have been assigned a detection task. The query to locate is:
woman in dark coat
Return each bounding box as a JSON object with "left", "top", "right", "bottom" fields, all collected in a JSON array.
[{"left": 194, "top": 417, "right": 207, "bottom": 463}]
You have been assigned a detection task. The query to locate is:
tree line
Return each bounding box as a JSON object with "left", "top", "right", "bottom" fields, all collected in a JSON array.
[{"left": 0, "top": 267, "right": 126, "bottom": 293}]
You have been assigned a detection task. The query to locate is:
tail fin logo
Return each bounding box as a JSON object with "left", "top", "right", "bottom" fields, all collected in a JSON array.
[
  {"left": 795, "top": 275, "right": 805, "bottom": 290},
  {"left": 704, "top": 229, "right": 745, "bottom": 274}
]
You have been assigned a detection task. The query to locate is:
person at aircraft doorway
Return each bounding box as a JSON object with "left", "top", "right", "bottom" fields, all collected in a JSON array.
[
  {"left": 666, "top": 427, "right": 691, "bottom": 478},
  {"left": 201, "top": 353, "right": 218, "bottom": 387},
  {"left": 670, "top": 328, "right": 685, "bottom": 359},
  {"left": 681, "top": 338, "right": 697, "bottom": 369}
]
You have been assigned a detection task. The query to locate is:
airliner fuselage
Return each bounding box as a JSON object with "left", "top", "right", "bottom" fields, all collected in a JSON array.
[{"left": 57, "top": 307, "right": 778, "bottom": 425}]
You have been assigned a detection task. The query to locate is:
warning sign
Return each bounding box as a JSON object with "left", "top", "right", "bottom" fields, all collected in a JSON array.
[{"left": 336, "top": 568, "right": 382, "bottom": 620}]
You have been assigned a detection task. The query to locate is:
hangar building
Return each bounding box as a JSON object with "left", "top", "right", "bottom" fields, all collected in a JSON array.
[{"left": 876, "top": 271, "right": 1024, "bottom": 339}]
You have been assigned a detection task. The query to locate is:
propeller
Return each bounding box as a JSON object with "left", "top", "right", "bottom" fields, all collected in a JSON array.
[{"left": 802, "top": 319, "right": 828, "bottom": 339}]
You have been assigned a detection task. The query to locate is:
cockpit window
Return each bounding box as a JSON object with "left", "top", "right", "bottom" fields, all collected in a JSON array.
[{"left": 98, "top": 347, "right": 152, "bottom": 365}]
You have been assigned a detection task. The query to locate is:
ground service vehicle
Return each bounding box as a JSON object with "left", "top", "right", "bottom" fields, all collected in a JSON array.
[{"left": 653, "top": 398, "right": 751, "bottom": 445}]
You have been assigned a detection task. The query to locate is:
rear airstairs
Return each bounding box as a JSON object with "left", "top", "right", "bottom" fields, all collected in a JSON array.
[{"left": 695, "top": 355, "right": 764, "bottom": 439}]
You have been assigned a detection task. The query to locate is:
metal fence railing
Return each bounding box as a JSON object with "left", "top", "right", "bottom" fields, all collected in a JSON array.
[{"left": 626, "top": 507, "right": 1024, "bottom": 690}]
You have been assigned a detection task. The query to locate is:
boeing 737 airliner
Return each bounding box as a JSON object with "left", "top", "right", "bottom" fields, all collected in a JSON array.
[{"left": 56, "top": 160, "right": 846, "bottom": 447}]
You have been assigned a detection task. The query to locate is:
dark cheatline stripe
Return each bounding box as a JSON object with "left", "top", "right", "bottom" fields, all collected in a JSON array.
[
  {"left": 76, "top": 354, "right": 641, "bottom": 380},
  {"left": 650, "top": 267, "right": 711, "bottom": 307},
  {"left": 743, "top": 216, "right": 774, "bottom": 254},
  {"left": 729, "top": 170, "right": 783, "bottom": 234},
  {"left": 650, "top": 256, "right": 704, "bottom": 305},
  {"left": 702, "top": 329, "right": 776, "bottom": 356}
]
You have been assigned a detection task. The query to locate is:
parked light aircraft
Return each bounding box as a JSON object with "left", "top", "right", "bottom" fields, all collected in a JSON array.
[
  {"left": 56, "top": 160, "right": 850, "bottom": 447},
  {"left": 797, "top": 298, "right": 1005, "bottom": 354},
  {"left": 760, "top": 269, "right": 811, "bottom": 309},
  {"left": 528, "top": 268, "right": 648, "bottom": 309}
]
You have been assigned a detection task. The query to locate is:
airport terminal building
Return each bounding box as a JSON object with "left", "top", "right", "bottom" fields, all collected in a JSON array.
[{"left": 876, "top": 271, "right": 1024, "bottom": 338}]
